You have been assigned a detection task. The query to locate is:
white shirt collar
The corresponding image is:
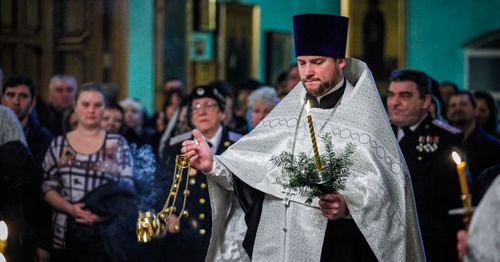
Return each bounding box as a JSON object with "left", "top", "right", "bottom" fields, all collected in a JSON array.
[
  {"left": 203, "top": 125, "right": 223, "bottom": 154},
  {"left": 397, "top": 114, "right": 427, "bottom": 141}
]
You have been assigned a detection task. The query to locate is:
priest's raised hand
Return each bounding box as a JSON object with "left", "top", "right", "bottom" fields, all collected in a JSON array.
[{"left": 181, "top": 129, "right": 214, "bottom": 173}]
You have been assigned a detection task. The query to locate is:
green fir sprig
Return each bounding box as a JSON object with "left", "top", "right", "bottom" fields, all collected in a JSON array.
[{"left": 271, "top": 133, "right": 356, "bottom": 204}]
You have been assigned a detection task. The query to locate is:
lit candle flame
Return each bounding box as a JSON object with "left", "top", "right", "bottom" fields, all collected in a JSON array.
[
  {"left": 0, "top": 252, "right": 5, "bottom": 262},
  {"left": 306, "top": 100, "right": 311, "bottom": 114},
  {"left": 452, "top": 151, "right": 461, "bottom": 165},
  {"left": 0, "top": 221, "right": 7, "bottom": 241}
]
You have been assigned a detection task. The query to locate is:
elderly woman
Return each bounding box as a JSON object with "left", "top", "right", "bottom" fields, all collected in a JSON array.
[
  {"left": 42, "top": 83, "right": 134, "bottom": 261},
  {"left": 246, "top": 86, "right": 280, "bottom": 132}
]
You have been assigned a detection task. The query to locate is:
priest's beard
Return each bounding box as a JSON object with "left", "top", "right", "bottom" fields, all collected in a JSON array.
[{"left": 303, "top": 79, "right": 338, "bottom": 97}]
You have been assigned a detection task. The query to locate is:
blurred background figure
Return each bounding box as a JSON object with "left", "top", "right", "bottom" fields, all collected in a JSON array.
[
  {"left": 473, "top": 90, "right": 499, "bottom": 138},
  {"left": 62, "top": 108, "right": 78, "bottom": 134},
  {"left": 147, "top": 78, "right": 186, "bottom": 130},
  {"left": 163, "top": 77, "right": 185, "bottom": 92},
  {"left": 439, "top": 81, "right": 458, "bottom": 110},
  {"left": 275, "top": 71, "right": 289, "bottom": 95},
  {"left": 233, "top": 78, "right": 261, "bottom": 131},
  {"left": 447, "top": 91, "right": 500, "bottom": 184},
  {"left": 100, "top": 103, "right": 125, "bottom": 135},
  {"left": 42, "top": 83, "right": 135, "bottom": 261},
  {"left": 0, "top": 74, "right": 53, "bottom": 261},
  {"left": 36, "top": 75, "right": 78, "bottom": 137},
  {"left": 157, "top": 88, "right": 185, "bottom": 132},
  {"left": 0, "top": 67, "right": 3, "bottom": 97},
  {"left": 286, "top": 63, "right": 300, "bottom": 90},
  {"left": 245, "top": 86, "right": 280, "bottom": 133},
  {"left": 102, "top": 82, "right": 120, "bottom": 106},
  {"left": 428, "top": 77, "right": 448, "bottom": 121},
  {"left": 211, "top": 80, "right": 237, "bottom": 130},
  {"left": 119, "top": 98, "right": 156, "bottom": 146}
]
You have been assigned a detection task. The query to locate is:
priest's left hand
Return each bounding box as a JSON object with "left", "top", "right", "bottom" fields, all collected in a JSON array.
[{"left": 318, "top": 192, "right": 349, "bottom": 220}]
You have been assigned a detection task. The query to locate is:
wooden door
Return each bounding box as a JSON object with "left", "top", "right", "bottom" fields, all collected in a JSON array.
[
  {"left": 0, "top": 0, "right": 128, "bottom": 100},
  {"left": 0, "top": 0, "right": 53, "bottom": 98}
]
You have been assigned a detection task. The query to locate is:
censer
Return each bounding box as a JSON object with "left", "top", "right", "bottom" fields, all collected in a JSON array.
[{"left": 136, "top": 155, "right": 192, "bottom": 243}]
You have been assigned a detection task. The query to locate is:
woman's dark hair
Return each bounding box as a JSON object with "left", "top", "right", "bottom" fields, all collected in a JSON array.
[
  {"left": 473, "top": 90, "right": 498, "bottom": 134},
  {"left": 162, "top": 88, "right": 185, "bottom": 113},
  {"left": 74, "top": 82, "right": 105, "bottom": 103}
]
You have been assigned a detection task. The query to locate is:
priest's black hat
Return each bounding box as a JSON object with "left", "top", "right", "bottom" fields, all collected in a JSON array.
[{"left": 293, "top": 14, "right": 349, "bottom": 58}]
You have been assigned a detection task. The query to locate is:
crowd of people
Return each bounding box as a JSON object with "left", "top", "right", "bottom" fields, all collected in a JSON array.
[{"left": 1, "top": 13, "right": 499, "bottom": 262}]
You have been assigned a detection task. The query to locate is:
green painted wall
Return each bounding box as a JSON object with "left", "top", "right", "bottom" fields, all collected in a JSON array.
[
  {"left": 236, "top": 0, "right": 341, "bottom": 81},
  {"left": 407, "top": 0, "right": 500, "bottom": 89},
  {"left": 128, "top": 0, "right": 500, "bottom": 111},
  {"left": 128, "top": 0, "right": 155, "bottom": 114}
]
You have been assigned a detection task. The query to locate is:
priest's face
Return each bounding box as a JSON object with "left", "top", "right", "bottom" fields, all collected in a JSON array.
[{"left": 297, "top": 56, "right": 345, "bottom": 97}]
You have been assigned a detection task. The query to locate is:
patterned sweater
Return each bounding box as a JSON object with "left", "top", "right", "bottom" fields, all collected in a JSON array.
[{"left": 42, "top": 132, "right": 133, "bottom": 249}]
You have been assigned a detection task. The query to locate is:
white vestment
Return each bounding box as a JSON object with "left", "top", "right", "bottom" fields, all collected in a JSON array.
[{"left": 205, "top": 58, "right": 425, "bottom": 262}]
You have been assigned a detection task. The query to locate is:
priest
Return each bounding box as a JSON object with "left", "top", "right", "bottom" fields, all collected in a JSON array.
[{"left": 183, "top": 14, "right": 425, "bottom": 261}]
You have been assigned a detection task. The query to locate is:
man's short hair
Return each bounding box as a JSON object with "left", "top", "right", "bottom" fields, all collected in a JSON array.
[
  {"left": 440, "top": 81, "right": 459, "bottom": 92},
  {"left": 3, "top": 73, "right": 36, "bottom": 98},
  {"left": 450, "top": 91, "right": 477, "bottom": 108},
  {"left": 389, "top": 69, "right": 431, "bottom": 99},
  {"left": 49, "top": 74, "right": 77, "bottom": 92}
]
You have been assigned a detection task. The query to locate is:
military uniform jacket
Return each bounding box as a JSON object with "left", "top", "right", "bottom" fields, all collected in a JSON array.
[
  {"left": 394, "top": 114, "right": 464, "bottom": 261},
  {"left": 157, "top": 126, "right": 241, "bottom": 262}
]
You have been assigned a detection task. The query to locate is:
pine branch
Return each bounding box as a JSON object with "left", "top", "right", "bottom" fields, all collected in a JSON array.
[{"left": 272, "top": 133, "right": 356, "bottom": 203}]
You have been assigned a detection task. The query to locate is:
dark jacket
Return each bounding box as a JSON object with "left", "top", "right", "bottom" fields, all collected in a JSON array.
[
  {"left": 0, "top": 141, "right": 39, "bottom": 262},
  {"left": 35, "top": 102, "right": 64, "bottom": 137},
  {"left": 66, "top": 181, "right": 140, "bottom": 262},
  {"left": 25, "top": 115, "right": 53, "bottom": 168},
  {"left": 464, "top": 126, "right": 500, "bottom": 183},
  {"left": 24, "top": 115, "right": 54, "bottom": 250},
  {"left": 395, "top": 114, "right": 464, "bottom": 262}
]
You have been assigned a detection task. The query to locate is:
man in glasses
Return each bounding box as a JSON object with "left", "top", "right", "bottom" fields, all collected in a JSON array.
[{"left": 156, "top": 83, "right": 242, "bottom": 261}]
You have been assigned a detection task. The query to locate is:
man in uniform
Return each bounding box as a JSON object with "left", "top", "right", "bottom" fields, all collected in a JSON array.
[
  {"left": 157, "top": 83, "right": 242, "bottom": 261},
  {"left": 387, "top": 69, "right": 464, "bottom": 261},
  {"left": 183, "top": 14, "right": 424, "bottom": 261}
]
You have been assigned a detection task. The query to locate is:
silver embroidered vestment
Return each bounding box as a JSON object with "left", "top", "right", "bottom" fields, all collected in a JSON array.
[{"left": 205, "top": 58, "right": 425, "bottom": 261}]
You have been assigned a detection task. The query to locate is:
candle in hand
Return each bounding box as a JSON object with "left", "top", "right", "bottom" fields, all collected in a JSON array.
[
  {"left": 306, "top": 100, "right": 322, "bottom": 172},
  {"left": 452, "top": 151, "right": 469, "bottom": 196}
]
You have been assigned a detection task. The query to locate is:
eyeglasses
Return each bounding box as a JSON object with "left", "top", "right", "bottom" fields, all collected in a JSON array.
[{"left": 192, "top": 102, "right": 218, "bottom": 112}]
